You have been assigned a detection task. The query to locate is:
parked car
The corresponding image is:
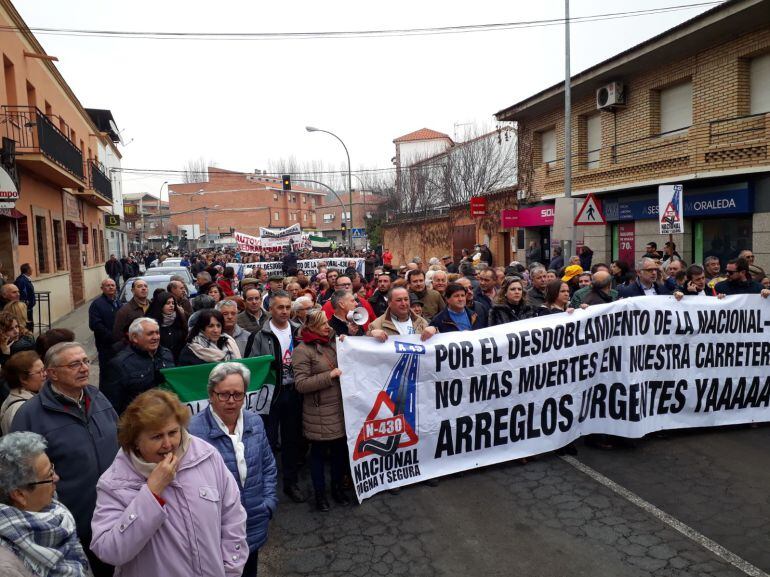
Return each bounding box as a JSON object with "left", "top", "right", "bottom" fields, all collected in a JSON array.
[
  {"left": 144, "top": 266, "right": 195, "bottom": 285},
  {"left": 148, "top": 257, "right": 184, "bottom": 269},
  {"left": 119, "top": 275, "right": 196, "bottom": 303}
]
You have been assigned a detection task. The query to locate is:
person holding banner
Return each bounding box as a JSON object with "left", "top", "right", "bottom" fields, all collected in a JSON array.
[
  {"left": 178, "top": 310, "right": 241, "bottom": 367},
  {"left": 487, "top": 277, "right": 537, "bottom": 326},
  {"left": 188, "top": 363, "right": 277, "bottom": 577},
  {"left": 292, "top": 309, "right": 349, "bottom": 512},
  {"left": 90, "top": 389, "right": 248, "bottom": 577},
  {"left": 368, "top": 287, "right": 437, "bottom": 342}
]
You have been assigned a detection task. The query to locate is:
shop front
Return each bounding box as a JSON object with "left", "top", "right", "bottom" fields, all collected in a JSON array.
[
  {"left": 604, "top": 183, "right": 754, "bottom": 268},
  {"left": 501, "top": 203, "right": 555, "bottom": 264}
]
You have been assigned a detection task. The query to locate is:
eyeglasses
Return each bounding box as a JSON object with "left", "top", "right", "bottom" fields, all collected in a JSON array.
[
  {"left": 213, "top": 391, "right": 246, "bottom": 402},
  {"left": 26, "top": 368, "right": 46, "bottom": 377},
  {"left": 54, "top": 359, "right": 91, "bottom": 370},
  {"left": 28, "top": 464, "right": 56, "bottom": 487},
  {"left": 642, "top": 268, "right": 658, "bottom": 272}
]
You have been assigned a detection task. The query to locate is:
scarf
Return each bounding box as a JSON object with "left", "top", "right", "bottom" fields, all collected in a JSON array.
[
  {"left": 129, "top": 429, "right": 191, "bottom": 479},
  {"left": 161, "top": 311, "right": 177, "bottom": 327},
  {"left": 187, "top": 334, "right": 240, "bottom": 363},
  {"left": 301, "top": 328, "right": 333, "bottom": 345},
  {"left": 0, "top": 500, "right": 90, "bottom": 577}
]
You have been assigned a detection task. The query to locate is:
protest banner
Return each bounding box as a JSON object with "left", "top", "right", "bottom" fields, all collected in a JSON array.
[
  {"left": 251, "top": 258, "right": 365, "bottom": 276},
  {"left": 337, "top": 295, "right": 770, "bottom": 501},
  {"left": 161, "top": 355, "right": 275, "bottom": 415}
]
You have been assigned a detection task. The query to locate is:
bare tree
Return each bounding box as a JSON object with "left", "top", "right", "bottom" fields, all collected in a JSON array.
[{"left": 182, "top": 157, "right": 209, "bottom": 183}]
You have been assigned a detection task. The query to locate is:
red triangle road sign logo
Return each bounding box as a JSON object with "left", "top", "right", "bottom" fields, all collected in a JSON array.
[
  {"left": 662, "top": 202, "right": 680, "bottom": 223},
  {"left": 574, "top": 193, "right": 606, "bottom": 226},
  {"left": 353, "top": 391, "right": 419, "bottom": 460}
]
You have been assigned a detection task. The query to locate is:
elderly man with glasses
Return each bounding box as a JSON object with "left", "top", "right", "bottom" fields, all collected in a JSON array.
[
  {"left": 618, "top": 257, "right": 671, "bottom": 298},
  {"left": 10, "top": 341, "right": 119, "bottom": 577}
]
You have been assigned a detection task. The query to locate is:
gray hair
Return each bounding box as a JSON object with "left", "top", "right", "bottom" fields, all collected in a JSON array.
[
  {"left": 207, "top": 362, "right": 251, "bottom": 395},
  {"left": 0, "top": 432, "right": 47, "bottom": 504},
  {"left": 330, "top": 289, "right": 350, "bottom": 309},
  {"left": 44, "top": 342, "right": 84, "bottom": 369},
  {"left": 292, "top": 296, "right": 313, "bottom": 312},
  {"left": 638, "top": 257, "right": 657, "bottom": 271},
  {"left": 128, "top": 317, "right": 159, "bottom": 337},
  {"left": 215, "top": 300, "right": 239, "bottom": 311},
  {"left": 663, "top": 257, "right": 684, "bottom": 273},
  {"left": 169, "top": 275, "right": 187, "bottom": 284},
  {"left": 196, "top": 272, "right": 212, "bottom": 283},
  {"left": 530, "top": 266, "right": 547, "bottom": 277},
  {"left": 703, "top": 255, "right": 720, "bottom": 266}
]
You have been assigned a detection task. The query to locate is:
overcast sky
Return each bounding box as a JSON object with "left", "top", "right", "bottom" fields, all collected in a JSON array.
[{"left": 14, "top": 0, "right": 721, "bottom": 198}]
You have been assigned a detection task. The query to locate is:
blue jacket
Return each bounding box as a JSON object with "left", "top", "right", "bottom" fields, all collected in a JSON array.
[
  {"left": 430, "top": 306, "right": 483, "bottom": 333},
  {"left": 11, "top": 382, "right": 119, "bottom": 545},
  {"left": 14, "top": 274, "right": 35, "bottom": 309},
  {"left": 102, "top": 345, "right": 175, "bottom": 415},
  {"left": 188, "top": 407, "right": 277, "bottom": 552},
  {"left": 89, "top": 294, "right": 121, "bottom": 351}
]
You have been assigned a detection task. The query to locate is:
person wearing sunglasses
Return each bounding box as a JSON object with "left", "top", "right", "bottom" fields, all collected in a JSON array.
[
  {"left": 189, "top": 363, "right": 277, "bottom": 577},
  {"left": 0, "top": 431, "right": 92, "bottom": 577},
  {"left": 10, "top": 342, "right": 119, "bottom": 577},
  {"left": 618, "top": 257, "right": 671, "bottom": 298}
]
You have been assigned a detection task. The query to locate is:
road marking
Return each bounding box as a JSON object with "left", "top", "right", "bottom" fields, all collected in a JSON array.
[{"left": 561, "top": 455, "right": 770, "bottom": 577}]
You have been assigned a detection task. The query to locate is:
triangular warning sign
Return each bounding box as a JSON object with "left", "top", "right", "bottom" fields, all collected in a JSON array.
[
  {"left": 353, "top": 391, "right": 418, "bottom": 460},
  {"left": 661, "top": 202, "right": 680, "bottom": 223},
  {"left": 574, "top": 193, "right": 606, "bottom": 226}
]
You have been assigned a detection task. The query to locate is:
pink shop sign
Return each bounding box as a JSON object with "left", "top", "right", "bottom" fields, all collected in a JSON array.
[{"left": 500, "top": 205, "right": 555, "bottom": 228}]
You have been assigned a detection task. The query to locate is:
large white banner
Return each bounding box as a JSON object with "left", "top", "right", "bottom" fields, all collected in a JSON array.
[
  {"left": 235, "top": 229, "right": 309, "bottom": 253},
  {"left": 338, "top": 295, "right": 770, "bottom": 501},
  {"left": 249, "top": 258, "right": 365, "bottom": 276}
]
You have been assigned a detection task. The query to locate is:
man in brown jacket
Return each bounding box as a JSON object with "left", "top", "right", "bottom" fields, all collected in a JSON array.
[
  {"left": 368, "top": 287, "right": 438, "bottom": 342},
  {"left": 112, "top": 278, "right": 149, "bottom": 343},
  {"left": 406, "top": 270, "right": 445, "bottom": 323}
]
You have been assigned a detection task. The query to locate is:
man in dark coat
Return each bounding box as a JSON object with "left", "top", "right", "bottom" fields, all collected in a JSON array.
[
  {"left": 281, "top": 250, "right": 298, "bottom": 275},
  {"left": 104, "top": 254, "right": 123, "bottom": 289},
  {"left": 714, "top": 258, "right": 769, "bottom": 295},
  {"left": 618, "top": 258, "right": 670, "bottom": 298},
  {"left": 14, "top": 263, "right": 35, "bottom": 330},
  {"left": 89, "top": 278, "right": 122, "bottom": 388},
  {"left": 368, "top": 273, "right": 391, "bottom": 318}
]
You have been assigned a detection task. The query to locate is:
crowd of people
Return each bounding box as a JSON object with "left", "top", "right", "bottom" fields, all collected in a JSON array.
[{"left": 0, "top": 240, "right": 766, "bottom": 577}]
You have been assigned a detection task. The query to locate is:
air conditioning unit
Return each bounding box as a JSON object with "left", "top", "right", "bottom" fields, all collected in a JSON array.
[{"left": 596, "top": 82, "right": 625, "bottom": 109}]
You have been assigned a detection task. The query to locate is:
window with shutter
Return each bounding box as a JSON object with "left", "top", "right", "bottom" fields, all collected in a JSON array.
[
  {"left": 17, "top": 216, "right": 28, "bottom": 245},
  {"left": 660, "top": 82, "right": 693, "bottom": 134},
  {"left": 750, "top": 53, "right": 770, "bottom": 114},
  {"left": 82, "top": 227, "right": 88, "bottom": 245},
  {"left": 540, "top": 128, "right": 556, "bottom": 166}
]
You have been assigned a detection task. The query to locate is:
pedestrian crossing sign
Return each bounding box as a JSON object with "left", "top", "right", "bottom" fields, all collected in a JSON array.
[{"left": 574, "top": 193, "right": 606, "bottom": 226}]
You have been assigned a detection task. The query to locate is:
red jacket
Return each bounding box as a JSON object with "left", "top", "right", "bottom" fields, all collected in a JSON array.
[{"left": 217, "top": 278, "right": 235, "bottom": 297}]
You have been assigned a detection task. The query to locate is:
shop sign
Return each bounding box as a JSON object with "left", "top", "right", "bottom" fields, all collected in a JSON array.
[
  {"left": 604, "top": 187, "right": 752, "bottom": 222},
  {"left": 618, "top": 222, "right": 635, "bottom": 267},
  {"left": 0, "top": 166, "right": 18, "bottom": 203},
  {"left": 470, "top": 196, "right": 487, "bottom": 217},
  {"left": 104, "top": 214, "right": 121, "bottom": 228},
  {"left": 500, "top": 204, "right": 555, "bottom": 228}
]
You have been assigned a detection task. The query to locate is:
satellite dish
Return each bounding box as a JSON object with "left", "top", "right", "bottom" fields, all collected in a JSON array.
[{"left": 108, "top": 119, "right": 125, "bottom": 146}]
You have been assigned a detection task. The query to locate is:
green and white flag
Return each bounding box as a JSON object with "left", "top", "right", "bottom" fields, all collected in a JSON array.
[
  {"left": 310, "top": 235, "right": 332, "bottom": 250},
  {"left": 161, "top": 355, "right": 275, "bottom": 415}
]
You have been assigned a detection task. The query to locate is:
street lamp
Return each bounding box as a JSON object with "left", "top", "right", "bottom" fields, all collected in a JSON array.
[
  {"left": 158, "top": 181, "right": 168, "bottom": 244},
  {"left": 306, "top": 126, "right": 352, "bottom": 245}
]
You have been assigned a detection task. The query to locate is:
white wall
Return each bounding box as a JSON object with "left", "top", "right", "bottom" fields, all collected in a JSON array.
[{"left": 399, "top": 139, "right": 453, "bottom": 167}]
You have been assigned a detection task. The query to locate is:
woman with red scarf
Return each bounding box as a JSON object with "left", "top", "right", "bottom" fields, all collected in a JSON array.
[{"left": 292, "top": 309, "right": 349, "bottom": 512}]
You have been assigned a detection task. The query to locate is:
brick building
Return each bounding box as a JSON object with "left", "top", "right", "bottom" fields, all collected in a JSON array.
[
  {"left": 123, "top": 192, "right": 171, "bottom": 250},
  {"left": 168, "top": 168, "right": 325, "bottom": 241},
  {"left": 0, "top": 0, "right": 118, "bottom": 322},
  {"left": 495, "top": 0, "right": 770, "bottom": 270}
]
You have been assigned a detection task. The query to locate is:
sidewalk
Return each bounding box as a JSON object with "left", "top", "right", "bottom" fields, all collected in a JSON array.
[{"left": 52, "top": 298, "right": 100, "bottom": 383}]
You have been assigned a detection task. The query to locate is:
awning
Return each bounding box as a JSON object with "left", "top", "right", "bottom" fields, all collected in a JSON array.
[
  {"left": 67, "top": 220, "right": 86, "bottom": 229},
  {"left": 0, "top": 208, "right": 25, "bottom": 219}
]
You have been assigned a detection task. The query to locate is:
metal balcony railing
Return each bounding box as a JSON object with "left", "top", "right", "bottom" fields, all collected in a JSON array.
[
  {"left": 709, "top": 112, "right": 766, "bottom": 145},
  {"left": 88, "top": 160, "right": 113, "bottom": 201},
  {"left": 1, "top": 105, "right": 84, "bottom": 180}
]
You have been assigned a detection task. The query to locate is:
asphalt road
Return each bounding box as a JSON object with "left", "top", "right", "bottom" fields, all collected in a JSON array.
[{"left": 59, "top": 302, "right": 770, "bottom": 577}]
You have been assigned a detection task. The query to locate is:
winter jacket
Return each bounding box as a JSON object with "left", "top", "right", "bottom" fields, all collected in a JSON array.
[
  {"left": 113, "top": 298, "right": 149, "bottom": 342},
  {"left": 487, "top": 302, "right": 537, "bottom": 327},
  {"left": 158, "top": 318, "right": 188, "bottom": 362},
  {"left": 89, "top": 294, "right": 121, "bottom": 352},
  {"left": 14, "top": 275, "right": 35, "bottom": 310},
  {"left": 292, "top": 332, "right": 345, "bottom": 441},
  {"left": 408, "top": 288, "right": 445, "bottom": 322},
  {"left": 569, "top": 286, "right": 619, "bottom": 308},
  {"left": 90, "top": 436, "right": 247, "bottom": 577},
  {"left": 617, "top": 280, "right": 671, "bottom": 298},
  {"left": 429, "top": 306, "right": 482, "bottom": 333},
  {"left": 237, "top": 309, "right": 267, "bottom": 334},
  {"left": 244, "top": 320, "right": 301, "bottom": 390},
  {"left": 526, "top": 287, "right": 546, "bottom": 308},
  {"left": 178, "top": 334, "right": 241, "bottom": 367},
  {"left": 102, "top": 345, "right": 175, "bottom": 415},
  {"left": 368, "top": 290, "right": 389, "bottom": 318},
  {"left": 581, "top": 288, "right": 616, "bottom": 307},
  {"left": 11, "top": 383, "right": 119, "bottom": 546},
  {"left": 368, "top": 309, "right": 429, "bottom": 336},
  {"left": 105, "top": 259, "right": 123, "bottom": 277},
  {"left": 229, "top": 324, "right": 251, "bottom": 357},
  {"left": 188, "top": 408, "right": 277, "bottom": 552},
  {"left": 713, "top": 279, "right": 764, "bottom": 295}
]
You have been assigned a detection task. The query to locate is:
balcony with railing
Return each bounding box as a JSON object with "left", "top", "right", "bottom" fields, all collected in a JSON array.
[
  {"left": 82, "top": 159, "right": 113, "bottom": 206},
  {"left": 0, "top": 105, "right": 85, "bottom": 188},
  {"left": 531, "top": 111, "right": 768, "bottom": 196}
]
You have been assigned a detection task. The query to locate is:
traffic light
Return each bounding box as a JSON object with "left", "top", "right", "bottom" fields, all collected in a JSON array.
[
  {"left": 282, "top": 174, "right": 291, "bottom": 191},
  {"left": 341, "top": 221, "right": 347, "bottom": 240}
]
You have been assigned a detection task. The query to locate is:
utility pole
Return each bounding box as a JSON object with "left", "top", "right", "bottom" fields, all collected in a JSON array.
[{"left": 563, "top": 0, "right": 575, "bottom": 259}]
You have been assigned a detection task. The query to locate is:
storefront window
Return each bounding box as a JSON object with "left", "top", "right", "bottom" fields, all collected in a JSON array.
[{"left": 694, "top": 217, "right": 752, "bottom": 269}]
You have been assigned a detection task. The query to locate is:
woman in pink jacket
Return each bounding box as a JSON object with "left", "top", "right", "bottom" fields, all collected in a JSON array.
[{"left": 90, "top": 389, "right": 247, "bottom": 577}]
